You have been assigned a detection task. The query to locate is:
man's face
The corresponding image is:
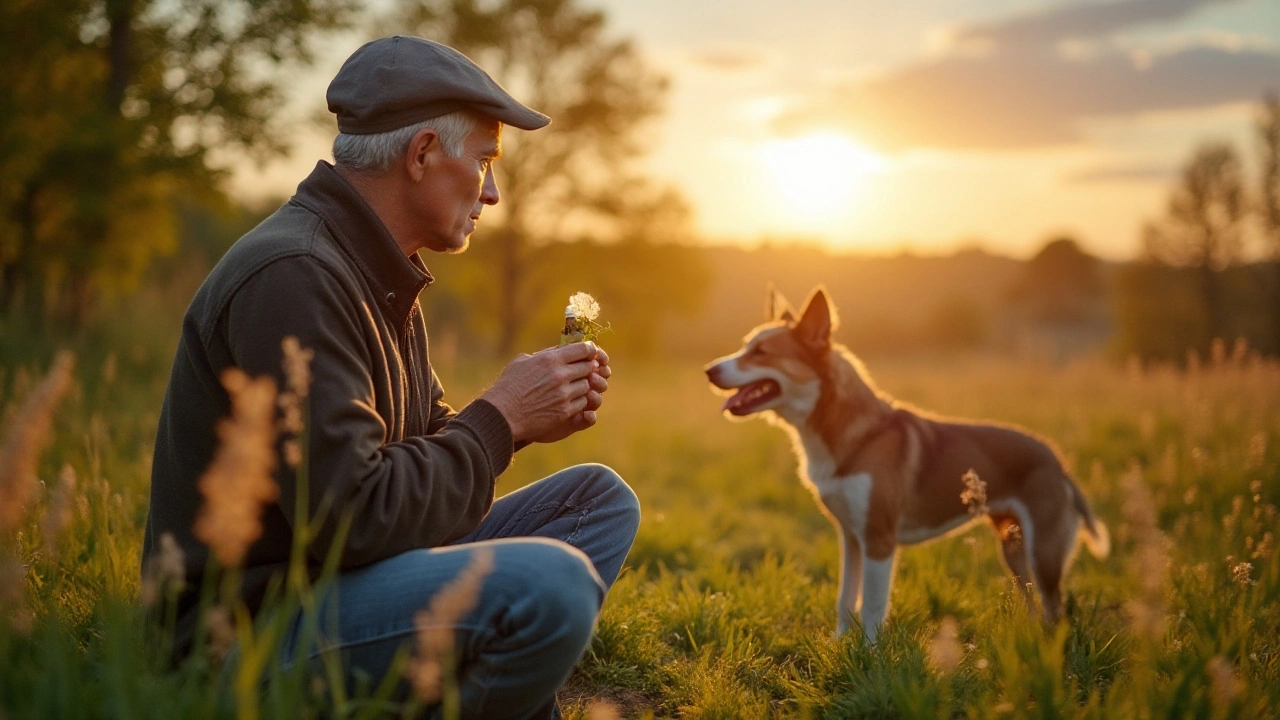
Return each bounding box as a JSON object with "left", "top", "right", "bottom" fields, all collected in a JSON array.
[{"left": 415, "top": 118, "right": 502, "bottom": 254}]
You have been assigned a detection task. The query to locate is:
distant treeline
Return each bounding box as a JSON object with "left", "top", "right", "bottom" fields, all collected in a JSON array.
[{"left": 149, "top": 202, "right": 1278, "bottom": 366}]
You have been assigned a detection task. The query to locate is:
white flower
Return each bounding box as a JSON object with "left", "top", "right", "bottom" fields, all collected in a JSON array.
[{"left": 569, "top": 292, "right": 600, "bottom": 321}]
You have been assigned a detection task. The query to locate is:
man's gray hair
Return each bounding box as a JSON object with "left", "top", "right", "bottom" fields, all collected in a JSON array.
[{"left": 331, "top": 111, "right": 478, "bottom": 174}]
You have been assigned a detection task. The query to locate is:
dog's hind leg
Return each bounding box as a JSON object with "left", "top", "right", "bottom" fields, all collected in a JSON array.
[
  {"left": 1028, "top": 503, "right": 1076, "bottom": 625},
  {"left": 836, "top": 529, "right": 863, "bottom": 636},
  {"left": 991, "top": 512, "right": 1036, "bottom": 611}
]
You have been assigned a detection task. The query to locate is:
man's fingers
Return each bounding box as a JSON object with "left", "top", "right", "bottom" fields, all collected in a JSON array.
[
  {"left": 554, "top": 341, "right": 599, "bottom": 363},
  {"left": 561, "top": 359, "right": 596, "bottom": 381},
  {"left": 588, "top": 373, "right": 608, "bottom": 393},
  {"left": 593, "top": 346, "right": 610, "bottom": 368},
  {"left": 566, "top": 378, "right": 591, "bottom": 400},
  {"left": 583, "top": 390, "right": 603, "bottom": 412}
]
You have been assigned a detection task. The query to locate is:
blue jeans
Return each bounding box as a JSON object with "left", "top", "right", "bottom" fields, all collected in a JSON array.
[{"left": 281, "top": 463, "right": 640, "bottom": 719}]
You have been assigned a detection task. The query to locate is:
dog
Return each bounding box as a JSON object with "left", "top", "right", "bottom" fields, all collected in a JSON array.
[{"left": 704, "top": 285, "right": 1109, "bottom": 641}]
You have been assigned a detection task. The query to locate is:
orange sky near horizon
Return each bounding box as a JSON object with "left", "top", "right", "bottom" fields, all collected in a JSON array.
[{"left": 227, "top": 0, "right": 1280, "bottom": 262}]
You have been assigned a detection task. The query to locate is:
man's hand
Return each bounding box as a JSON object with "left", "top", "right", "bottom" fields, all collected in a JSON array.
[{"left": 482, "top": 342, "right": 611, "bottom": 444}]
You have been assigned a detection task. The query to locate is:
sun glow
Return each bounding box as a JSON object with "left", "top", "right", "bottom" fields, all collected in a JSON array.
[{"left": 758, "top": 132, "right": 887, "bottom": 226}]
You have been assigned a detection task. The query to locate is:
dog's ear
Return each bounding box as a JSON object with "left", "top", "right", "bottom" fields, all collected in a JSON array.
[
  {"left": 767, "top": 283, "right": 796, "bottom": 323},
  {"left": 794, "top": 286, "right": 837, "bottom": 347}
]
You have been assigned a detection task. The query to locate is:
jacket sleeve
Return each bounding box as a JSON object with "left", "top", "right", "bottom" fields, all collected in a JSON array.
[
  {"left": 425, "top": 362, "right": 458, "bottom": 436},
  {"left": 222, "top": 256, "right": 511, "bottom": 569}
]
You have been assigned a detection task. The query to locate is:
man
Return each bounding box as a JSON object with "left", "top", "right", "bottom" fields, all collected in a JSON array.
[{"left": 143, "top": 35, "right": 640, "bottom": 719}]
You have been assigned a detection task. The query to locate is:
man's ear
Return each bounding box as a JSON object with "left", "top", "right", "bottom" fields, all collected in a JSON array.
[
  {"left": 767, "top": 282, "right": 796, "bottom": 323},
  {"left": 794, "top": 286, "right": 837, "bottom": 347},
  {"left": 404, "top": 127, "right": 442, "bottom": 182}
]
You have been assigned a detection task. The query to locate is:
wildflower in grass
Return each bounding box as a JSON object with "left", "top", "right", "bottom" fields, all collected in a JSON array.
[
  {"left": 140, "top": 531, "right": 186, "bottom": 608},
  {"left": 1228, "top": 558, "right": 1254, "bottom": 585},
  {"left": 406, "top": 548, "right": 495, "bottom": 705},
  {"left": 959, "top": 469, "right": 988, "bottom": 516},
  {"left": 560, "top": 292, "right": 611, "bottom": 345},
  {"left": 194, "top": 368, "right": 280, "bottom": 567},
  {"left": 39, "top": 464, "right": 77, "bottom": 557},
  {"left": 206, "top": 605, "right": 236, "bottom": 663},
  {"left": 0, "top": 352, "right": 75, "bottom": 534},
  {"left": 927, "top": 616, "right": 962, "bottom": 673},
  {"left": 569, "top": 292, "right": 600, "bottom": 322}
]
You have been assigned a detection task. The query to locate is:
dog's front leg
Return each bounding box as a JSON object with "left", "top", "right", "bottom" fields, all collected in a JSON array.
[
  {"left": 836, "top": 529, "right": 863, "bottom": 636},
  {"left": 859, "top": 548, "right": 897, "bottom": 644}
]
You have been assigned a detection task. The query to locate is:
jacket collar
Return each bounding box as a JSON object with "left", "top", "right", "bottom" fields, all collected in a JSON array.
[{"left": 290, "top": 161, "right": 434, "bottom": 326}]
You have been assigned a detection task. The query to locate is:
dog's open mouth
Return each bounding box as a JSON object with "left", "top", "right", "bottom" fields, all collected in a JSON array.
[{"left": 722, "top": 379, "right": 781, "bottom": 416}]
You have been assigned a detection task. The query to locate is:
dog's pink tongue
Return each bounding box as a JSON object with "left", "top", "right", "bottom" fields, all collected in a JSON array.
[{"left": 721, "top": 388, "right": 747, "bottom": 412}]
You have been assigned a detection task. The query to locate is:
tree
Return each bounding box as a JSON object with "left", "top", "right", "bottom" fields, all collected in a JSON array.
[
  {"left": 1007, "top": 235, "right": 1103, "bottom": 324},
  {"left": 0, "top": 0, "right": 353, "bottom": 324},
  {"left": 389, "top": 0, "right": 673, "bottom": 355},
  {"left": 1259, "top": 94, "right": 1280, "bottom": 253},
  {"left": 1142, "top": 142, "right": 1246, "bottom": 347}
]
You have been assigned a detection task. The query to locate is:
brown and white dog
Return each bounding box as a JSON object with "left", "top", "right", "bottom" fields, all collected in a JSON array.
[{"left": 704, "top": 286, "right": 1109, "bottom": 641}]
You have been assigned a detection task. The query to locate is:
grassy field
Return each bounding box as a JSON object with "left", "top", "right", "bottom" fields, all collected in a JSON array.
[{"left": 1, "top": 314, "right": 1278, "bottom": 718}]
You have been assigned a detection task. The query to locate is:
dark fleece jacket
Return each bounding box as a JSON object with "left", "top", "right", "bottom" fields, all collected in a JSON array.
[{"left": 143, "top": 161, "right": 514, "bottom": 653}]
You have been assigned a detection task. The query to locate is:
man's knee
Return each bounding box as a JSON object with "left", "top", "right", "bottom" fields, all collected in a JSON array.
[
  {"left": 505, "top": 539, "right": 603, "bottom": 642},
  {"left": 577, "top": 463, "right": 641, "bottom": 530}
]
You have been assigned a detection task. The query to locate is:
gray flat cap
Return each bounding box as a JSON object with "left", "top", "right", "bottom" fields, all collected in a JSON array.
[{"left": 328, "top": 36, "right": 551, "bottom": 134}]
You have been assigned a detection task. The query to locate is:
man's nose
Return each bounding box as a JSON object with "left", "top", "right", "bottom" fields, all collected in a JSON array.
[{"left": 480, "top": 166, "right": 500, "bottom": 205}]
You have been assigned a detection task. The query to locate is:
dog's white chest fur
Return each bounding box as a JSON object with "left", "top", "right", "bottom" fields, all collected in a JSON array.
[{"left": 788, "top": 426, "right": 872, "bottom": 540}]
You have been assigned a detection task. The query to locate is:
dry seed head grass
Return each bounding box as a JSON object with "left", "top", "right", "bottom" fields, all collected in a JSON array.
[
  {"left": 0, "top": 352, "right": 75, "bottom": 533},
  {"left": 1206, "top": 655, "right": 1243, "bottom": 707},
  {"left": 960, "top": 469, "right": 989, "bottom": 516},
  {"left": 277, "top": 336, "right": 315, "bottom": 468},
  {"left": 1120, "top": 464, "right": 1170, "bottom": 640},
  {"left": 194, "top": 368, "right": 280, "bottom": 567},
  {"left": 585, "top": 699, "right": 622, "bottom": 720},
  {"left": 405, "top": 548, "right": 495, "bottom": 703},
  {"left": 206, "top": 605, "right": 236, "bottom": 663},
  {"left": 140, "top": 531, "right": 186, "bottom": 608},
  {"left": 928, "top": 616, "right": 963, "bottom": 673},
  {"left": 39, "top": 464, "right": 77, "bottom": 557}
]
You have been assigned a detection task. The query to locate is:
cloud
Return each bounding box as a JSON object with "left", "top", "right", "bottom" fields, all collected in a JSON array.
[
  {"left": 776, "top": 0, "right": 1280, "bottom": 150},
  {"left": 957, "top": 0, "right": 1237, "bottom": 49},
  {"left": 684, "top": 44, "right": 775, "bottom": 73},
  {"left": 1063, "top": 163, "right": 1176, "bottom": 184}
]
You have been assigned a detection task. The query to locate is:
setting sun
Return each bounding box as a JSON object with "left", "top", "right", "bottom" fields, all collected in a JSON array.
[{"left": 758, "top": 132, "right": 887, "bottom": 224}]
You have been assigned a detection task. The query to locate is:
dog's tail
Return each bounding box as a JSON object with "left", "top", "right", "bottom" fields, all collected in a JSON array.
[{"left": 1070, "top": 481, "right": 1110, "bottom": 558}]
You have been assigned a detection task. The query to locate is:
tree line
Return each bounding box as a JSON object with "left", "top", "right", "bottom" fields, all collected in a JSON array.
[{"left": 1115, "top": 95, "right": 1280, "bottom": 362}]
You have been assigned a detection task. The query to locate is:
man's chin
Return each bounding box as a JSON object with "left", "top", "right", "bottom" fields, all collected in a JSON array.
[{"left": 424, "top": 234, "right": 471, "bottom": 255}]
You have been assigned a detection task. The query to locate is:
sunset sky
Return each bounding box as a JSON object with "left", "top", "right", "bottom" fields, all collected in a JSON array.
[{"left": 231, "top": 0, "right": 1280, "bottom": 260}]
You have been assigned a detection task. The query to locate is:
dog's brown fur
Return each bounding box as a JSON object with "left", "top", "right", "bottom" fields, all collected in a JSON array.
[{"left": 705, "top": 286, "right": 1109, "bottom": 640}]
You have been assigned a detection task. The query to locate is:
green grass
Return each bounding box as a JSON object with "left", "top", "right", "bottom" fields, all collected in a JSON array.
[{"left": 2, "top": 313, "right": 1278, "bottom": 718}]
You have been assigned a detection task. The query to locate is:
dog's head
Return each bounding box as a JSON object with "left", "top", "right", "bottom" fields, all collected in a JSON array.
[{"left": 704, "top": 285, "right": 837, "bottom": 421}]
